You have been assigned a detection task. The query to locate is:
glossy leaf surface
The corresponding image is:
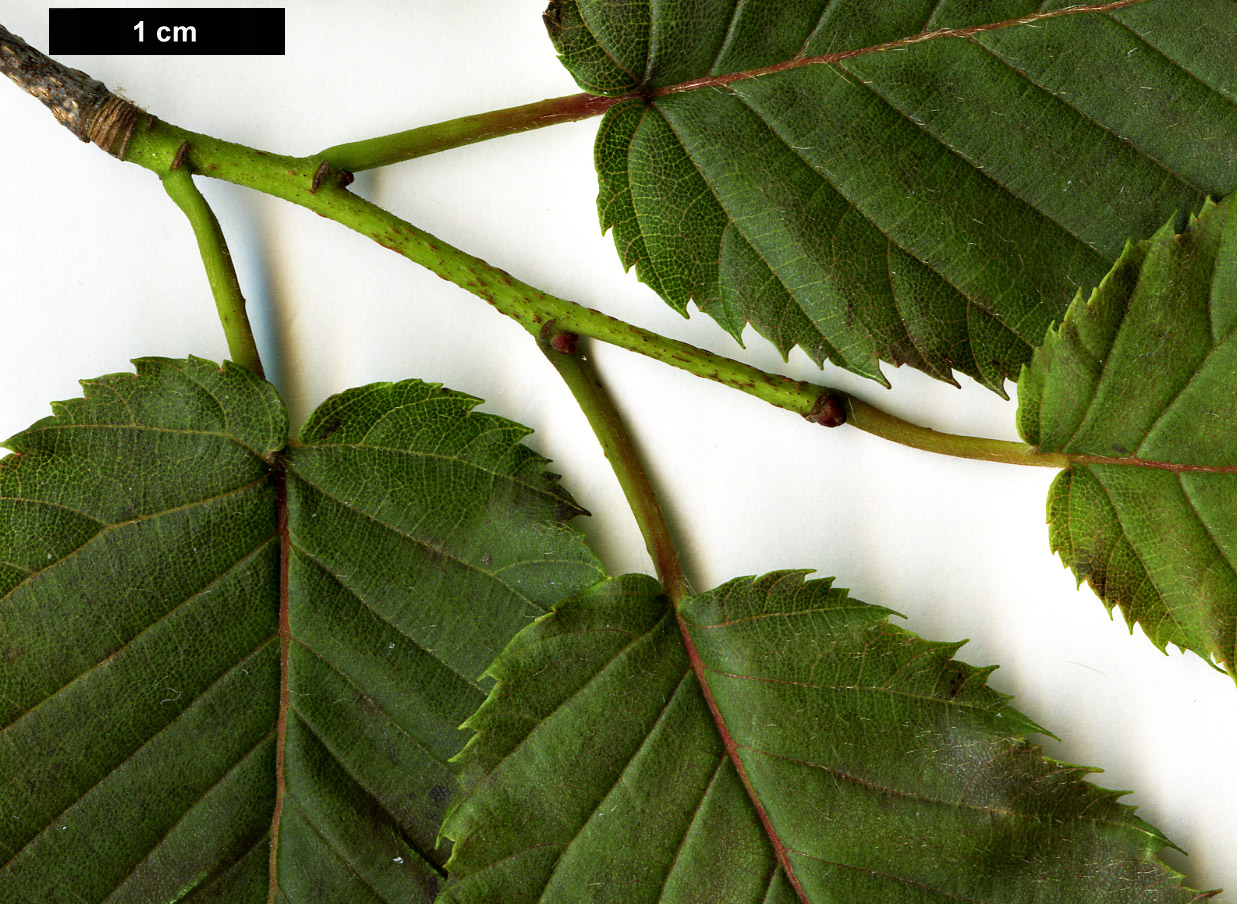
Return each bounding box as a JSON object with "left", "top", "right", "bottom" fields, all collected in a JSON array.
[
  {"left": 1019, "top": 195, "right": 1237, "bottom": 676},
  {"left": 441, "top": 572, "right": 1200, "bottom": 902},
  {"left": 0, "top": 358, "right": 605, "bottom": 902},
  {"left": 549, "top": 0, "right": 1237, "bottom": 390}
]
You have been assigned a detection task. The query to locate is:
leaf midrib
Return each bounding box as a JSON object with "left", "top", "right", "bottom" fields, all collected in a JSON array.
[
  {"left": 674, "top": 608, "right": 808, "bottom": 904},
  {"left": 268, "top": 468, "right": 292, "bottom": 904},
  {"left": 1070, "top": 455, "right": 1237, "bottom": 474},
  {"left": 637, "top": 0, "right": 1158, "bottom": 101}
]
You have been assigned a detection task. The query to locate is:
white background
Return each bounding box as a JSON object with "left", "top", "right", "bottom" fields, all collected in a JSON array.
[{"left": 1, "top": 1, "right": 1234, "bottom": 894}]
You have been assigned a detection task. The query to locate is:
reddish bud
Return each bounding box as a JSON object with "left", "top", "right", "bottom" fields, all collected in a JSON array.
[
  {"left": 550, "top": 331, "right": 579, "bottom": 355},
  {"left": 808, "top": 394, "right": 846, "bottom": 427}
]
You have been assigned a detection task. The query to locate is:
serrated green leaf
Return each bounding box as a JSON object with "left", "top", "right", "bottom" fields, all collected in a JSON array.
[
  {"left": 1018, "top": 194, "right": 1237, "bottom": 677},
  {"left": 548, "top": 0, "right": 1237, "bottom": 390},
  {"left": 0, "top": 358, "right": 605, "bottom": 903},
  {"left": 440, "top": 571, "right": 1201, "bottom": 903}
]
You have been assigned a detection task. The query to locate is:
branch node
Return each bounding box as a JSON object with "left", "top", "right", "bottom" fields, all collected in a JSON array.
[
  {"left": 806, "top": 392, "right": 847, "bottom": 427},
  {"left": 86, "top": 93, "right": 146, "bottom": 159}
]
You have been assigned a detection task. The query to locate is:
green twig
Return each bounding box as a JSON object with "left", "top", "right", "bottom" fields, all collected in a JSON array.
[
  {"left": 1, "top": 33, "right": 1063, "bottom": 471},
  {"left": 160, "top": 159, "right": 265, "bottom": 379},
  {"left": 319, "top": 92, "right": 622, "bottom": 172},
  {"left": 140, "top": 124, "right": 1059, "bottom": 469},
  {"left": 113, "top": 113, "right": 1067, "bottom": 470},
  {"left": 539, "top": 328, "right": 689, "bottom": 606}
]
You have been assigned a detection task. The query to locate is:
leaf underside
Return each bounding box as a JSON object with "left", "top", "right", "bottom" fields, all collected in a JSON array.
[
  {"left": 549, "top": 0, "right": 1237, "bottom": 391},
  {"left": 441, "top": 572, "right": 1201, "bottom": 903},
  {"left": 0, "top": 358, "right": 605, "bottom": 903},
  {"left": 1019, "top": 195, "right": 1237, "bottom": 677}
]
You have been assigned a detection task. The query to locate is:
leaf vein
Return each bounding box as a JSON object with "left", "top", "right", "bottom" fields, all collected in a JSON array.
[
  {"left": 759, "top": 859, "right": 781, "bottom": 904},
  {"left": 300, "top": 443, "right": 568, "bottom": 507},
  {"left": 449, "top": 842, "right": 564, "bottom": 891},
  {"left": 1176, "top": 473, "right": 1237, "bottom": 597},
  {"left": 649, "top": 753, "right": 729, "bottom": 903},
  {"left": 701, "top": 665, "right": 1003, "bottom": 717},
  {"left": 286, "top": 706, "right": 448, "bottom": 881},
  {"left": 0, "top": 472, "right": 271, "bottom": 611},
  {"left": 19, "top": 422, "right": 271, "bottom": 462},
  {"left": 691, "top": 602, "right": 879, "bottom": 630},
  {"left": 0, "top": 638, "right": 276, "bottom": 873},
  {"left": 0, "top": 529, "right": 278, "bottom": 733},
  {"left": 795, "top": 0, "right": 843, "bottom": 61},
  {"left": 290, "top": 635, "right": 454, "bottom": 769},
  {"left": 707, "top": 1, "right": 745, "bottom": 77},
  {"left": 782, "top": 847, "right": 989, "bottom": 903},
  {"left": 281, "top": 787, "right": 398, "bottom": 904},
  {"left": 100, "top": 730, "right": 276, "bottom": 904},
  {"left": 466, "top": 606, "right": 675, "bottom": 815},
  {"left": 288, "top": 544, "right": 479, "bottom": 690},
  {"left": 287, "top": 471, "right": 543, "bottom": 620},
  {"left": 1085, "top": 470, "right": 1193, "bottom": 642},
  {"left": 577, "top": 3, "right": 643, "bottom": 88},
  {"left": 165, "top": 358, "right": 239, "bottom": 449},
  {"left": 649, "top": 102, "right": 876, "bottom": 367},
  {"left": 923, "top": 0, "right": 952, "bottom": 32},
  {"left": 0, "top": 495, "right": 106, "bottom": 525},
  {"left": 738, "top": 742, "right": 1140, "bottom": 832},
  {"left": 735, "top": 70, "right": 1107, "bottom": 328},
  {"left": 534, "top": 667, "right": 696, "bottom": 900},
  {"left": 969, "top": 26, "right": 1209, "bottom": 194},
  {"left": 651, "top": 1, "right": 1157, "bottom": 99},
  {"left": 885, "top": 240, "right": 944, "bottom": 376},
  {"left": 1103, "top": 6, "right": 1237, "bottom": 108},
  {"left": 179, "top": 830, "right": 270, "bottom": 904},
  {"left": 721, "top": 85, "right": 1043, "bottom": 356},
  {"left": 1135, "top": 339, "right": 1234, "bottom": 458}
]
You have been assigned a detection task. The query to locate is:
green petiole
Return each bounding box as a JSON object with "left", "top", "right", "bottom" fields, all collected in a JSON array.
[{"left": 160, "top": 159, "right": 266, "bottom": 379}]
